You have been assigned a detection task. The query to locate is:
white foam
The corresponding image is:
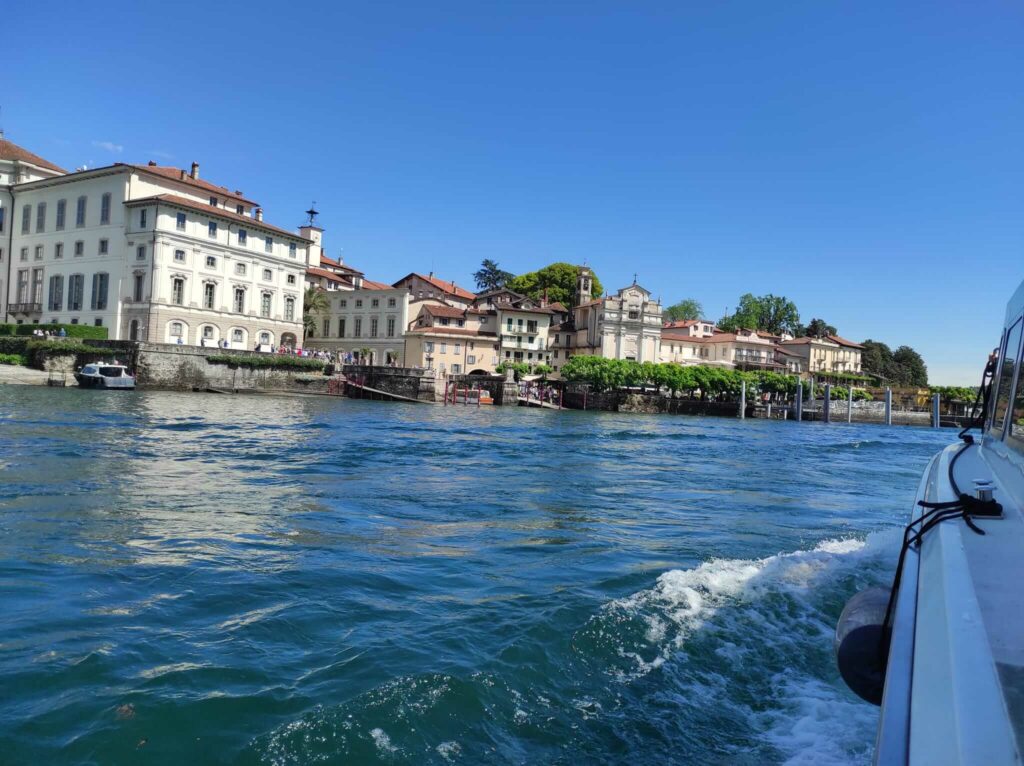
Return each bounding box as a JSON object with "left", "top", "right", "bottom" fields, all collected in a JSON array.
[
  {"left": 370, "top": 727, "right": 397, "bottom": 754},
  {"left": 600, "top": 532, "right": 898, "bottom": 763},
  {"left": 436, "top": 741, "right": 462, "bottom": 761}
]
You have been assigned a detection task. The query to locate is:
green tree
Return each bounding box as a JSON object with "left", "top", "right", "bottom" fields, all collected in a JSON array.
[
  {"left": 665, "top": 298, "right": 704, "bottom": 322},
  {"left": 473, "top": 259, "right": 513, "bottom": 292},
  {"left": 801, "top": 318, "right": 837, "bottom": 338},
  {"left": 860, "top": 339, "right": 895, "bottom": 381},
  {"left": 893, "top": 345, "right": 928, "bottom": 387},
  {"left": 303, "top": 287, "right": 329, "bottom": 336},
  {"left": 507, "top": 263, "right": 604, "bottom": 306},
  {"left": 718, "top": 293, "right": 800, "bottom": 335}
]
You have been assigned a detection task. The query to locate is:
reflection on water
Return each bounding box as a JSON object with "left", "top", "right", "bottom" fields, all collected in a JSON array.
[{"left": 0, "top": 387, "right": 952, "bottom": 764}]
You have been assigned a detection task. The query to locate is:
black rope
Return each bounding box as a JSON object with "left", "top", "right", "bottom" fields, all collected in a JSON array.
[{"left": 878, "top": 439, "right": 1002, "bottom": 660}]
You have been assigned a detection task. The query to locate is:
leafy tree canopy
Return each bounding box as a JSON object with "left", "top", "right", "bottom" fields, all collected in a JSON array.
[
  {"left": 718, "top": 293, "right": 800, "bottom": 336},
  {"left": 473, "top": 259, "right": 514, "bottom": 292},
  {"left": 861, "top": 339, "right": 929, "bottom": 386},
  {"left": 507, "top": 263, "right": 604, "bottom": 306},
  {"left": 798, "top": 318, "right": 838, "bottom": 338},
  {"left": 665, "top": 298, "right": 704, "bottom": 322}
]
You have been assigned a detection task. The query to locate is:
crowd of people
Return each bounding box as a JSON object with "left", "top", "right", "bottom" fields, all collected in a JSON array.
[{"left": 31, "top": 327, "right": 68, "bottom": 338}]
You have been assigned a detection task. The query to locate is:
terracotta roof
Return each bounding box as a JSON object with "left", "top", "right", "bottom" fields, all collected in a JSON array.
[
  {"left": 662, "top": 332, "right": 709, "bottom": 343},
  {"left": 0, "top": 138, "right": 67, "bottom": 174},
  {"left": 548, "top": 302, "right": 568, "bottom": 313},
  {"left": 307, "top": 267, "right": 351, "bottom": 284},
  {"left": 410, "top": 327, "right": 496, "bottom": 338},
  {"left": 779, "top": 337, "right": 814, "bottom": 345},
  {"left": 827, "top": 334, "right": 864, "bottom": 349},
  {"left": 500, "top": 305, "right": 557, "bottom": 315},
  {"left": 423, "top": 304, "right": 468, "bottom": 318},
  {"left": 774, "top": 345, "right": 801, "bottom": 357},
  {"left": 125, "top": 194, "right": 311, "bottom": 242},
  {"left": 664, "top": 319, "right": 700, "bottom": 328},
  {"left": 361, "top": 279, "right": 393, "bottom": 290},
  {"left": 320, "top": 255, "right": 363, "bottom": 276},
  {"left": 394, "top": 272, "right": 475, "bottom": 301},
  {"left": 118, "top": 163, "right": 259, "bottom": 205}
]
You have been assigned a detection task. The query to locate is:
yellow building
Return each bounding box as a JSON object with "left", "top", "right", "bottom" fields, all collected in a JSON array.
[{"left": 778, "top": 335, "right": 863, "bottom": 375}]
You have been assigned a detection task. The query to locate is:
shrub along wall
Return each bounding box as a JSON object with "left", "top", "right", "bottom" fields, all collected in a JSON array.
[{"left": 0, "top": 323, "right": 108, "bottom": 339}]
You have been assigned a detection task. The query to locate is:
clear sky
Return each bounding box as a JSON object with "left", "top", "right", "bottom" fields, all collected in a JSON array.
[{"left": 7, "top": 1, "right": 1022, "bottom": 383}]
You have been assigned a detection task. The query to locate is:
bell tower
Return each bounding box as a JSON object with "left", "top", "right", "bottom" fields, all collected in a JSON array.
[{"left": 576, "top": 266, "right": 593, "bottom": 306}]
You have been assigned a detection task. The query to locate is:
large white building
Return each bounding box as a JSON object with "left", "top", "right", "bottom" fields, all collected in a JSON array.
[
  {"left": 569, "top": 269, "right": 663, "bottom": 362},
  {"left": 1, "top": 138, "right": 310, "bottom": 348}
]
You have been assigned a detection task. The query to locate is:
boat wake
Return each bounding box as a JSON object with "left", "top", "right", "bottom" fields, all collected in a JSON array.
[{"left": 577, "top": 532, "right": 901, "bottom": 764}]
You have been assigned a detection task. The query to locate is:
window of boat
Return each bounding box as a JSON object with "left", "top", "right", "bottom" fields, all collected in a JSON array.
[
  {"left": 99, "top": 367, "right": 122, "bottom": 377},
  {"left": 83, "top": 365, "right": 97, "bottom": 374},
  {"left": 992, "top": 318, "right": 1022, "bottom": 438}
]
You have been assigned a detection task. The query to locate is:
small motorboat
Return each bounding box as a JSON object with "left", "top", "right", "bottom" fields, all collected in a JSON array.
[
  {"left": 74, "top": 362, "right": 136, "bottom": 390},
  {"left": 835, "top": 277, "right": 1024, "bottom": 764}
]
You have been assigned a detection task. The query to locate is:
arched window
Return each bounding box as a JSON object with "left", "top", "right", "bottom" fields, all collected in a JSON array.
[
  {"left": 167, "top": 320, "right": 188, "bottom": 343},
  {"left": 259, "top": 332, "right": 271, "bottom": 345},
  {"left": 232, "top": 328, "right": 244, "bottom": 343},
  {"left": 202, "top": 325, "right": 215, "bottom": 340}
]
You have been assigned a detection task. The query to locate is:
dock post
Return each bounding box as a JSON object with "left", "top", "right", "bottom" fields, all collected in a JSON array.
[
  {"left": 848, "top": 384, "right": 854, "bottom": 423},
  {"left": 885, "top": 387, "right": 892, "bottom": 426},
  {"left": 739, "top": 380, "right": 746, "bottom": 419},
  {"left": 933, "top": 392, "right": 941, "bottom": 428},
  {"left": 823, "top": 383, "right": 831, "bottom": 423},
  {"left": 795, "top": 379, "right": 803, "bottom": 422}
]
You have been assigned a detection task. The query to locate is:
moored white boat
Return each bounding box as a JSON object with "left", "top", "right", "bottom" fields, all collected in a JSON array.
[
  {"left": 74, "top": 363, "right": 136, "bottom": 390},
  {"left": 836, "top": 278, "right": 1024, "bottom": 764}
]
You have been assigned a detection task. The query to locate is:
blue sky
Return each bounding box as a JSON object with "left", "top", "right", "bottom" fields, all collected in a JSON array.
[{"left": 7, "top": 1, "right": 1022, "bottom": 383}]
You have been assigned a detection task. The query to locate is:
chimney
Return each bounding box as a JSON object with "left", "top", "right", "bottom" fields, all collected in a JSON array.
[
  {"left": 255, "top": 208, "right": 263, "bottom": 221},
  {"left": 190, "top": 162, "right": 200, "bottom": 180},
  {"left": 148, "top": 160, "right": 157, "bottom": 166},
  {"left": 429, "top": 271, "right": 434, "bottom": 278}
]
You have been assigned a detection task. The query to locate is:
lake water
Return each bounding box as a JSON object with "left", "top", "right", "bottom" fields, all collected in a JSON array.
[{"left": 0, "top": 388, "right": 952, "bottom": 765}]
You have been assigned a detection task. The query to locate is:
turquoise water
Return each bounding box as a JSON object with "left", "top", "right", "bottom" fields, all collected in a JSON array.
[{"left": 0, "top": 389, "right": 952, "bottom": 765}]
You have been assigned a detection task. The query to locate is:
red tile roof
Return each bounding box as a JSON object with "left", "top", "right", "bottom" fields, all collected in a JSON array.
[
  {"left": 361, "top": 278, "right": 393, "bottom": 290},
  {"left": 827, "top": 334, "right": 864, "bottom": 349},
  {"left": 125, "top": 194, "right": 311, "bottom": 241},
  {"left": 119, "top": 163, "right": 259, "bottom": 205},
  {"left": 548, "top": 302, "right": 568, "bottom": 313},
  {"left": 307, "top": 267, "right": 351, "bottom": 284},
  {"left": 320, "top": 254, "right": 364, "bottom": 275},
  {"left": 423, "top": 304, "right": 468, "bottom": 318},
  {"left": 661, "top": 332, "right": 709, "bottom": 343},
  {"left": 394, "top": 273, "right": 476, "bottom": 301},
  {"left": 663, "top": 319, "right": 700, "bottom": 329},
  {"left": 410, "top": 327, "right": 496, "bottom": 338},
  {"left": 0, "top": 138, "right": 67, "bottom": 174}
]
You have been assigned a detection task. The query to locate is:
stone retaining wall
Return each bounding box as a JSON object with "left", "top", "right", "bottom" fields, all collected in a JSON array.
[{"left": 341, "top": 365, "right": 440, "bottom": 402}]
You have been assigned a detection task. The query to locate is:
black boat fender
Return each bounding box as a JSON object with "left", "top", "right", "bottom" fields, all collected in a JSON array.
[{"left": 834, "top": 587, "right": 889, "bottom": 705}]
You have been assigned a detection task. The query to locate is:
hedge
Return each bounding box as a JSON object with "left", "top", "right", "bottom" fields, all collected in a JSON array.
[
  {"left": 0, "top": 353, "right": 26, "bottom": 366},
  {"left": 0, "top": 323, "right": 108, "bottom": 339},
  {"left": 0, "top": 337, "right": 29, "bottom": 356},
  {"left": 206, "top": 354, "right": 327, "bottom": 371}
]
